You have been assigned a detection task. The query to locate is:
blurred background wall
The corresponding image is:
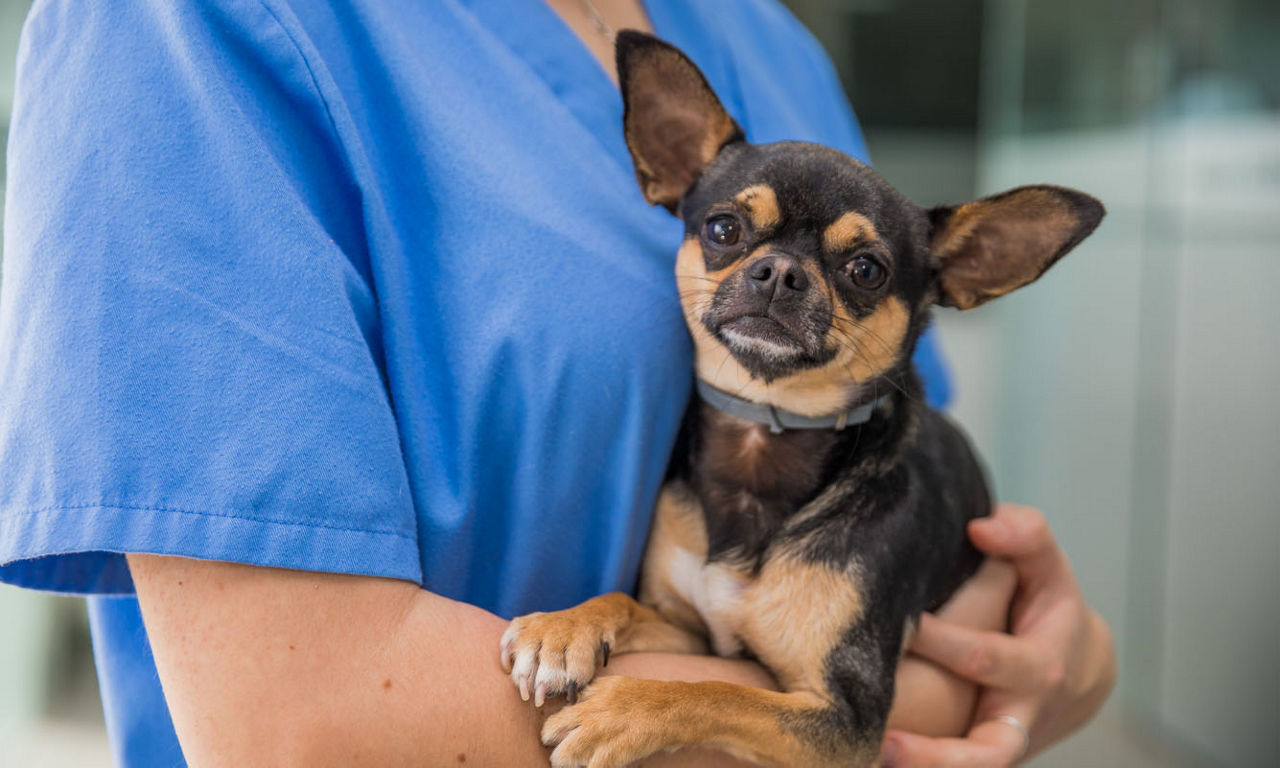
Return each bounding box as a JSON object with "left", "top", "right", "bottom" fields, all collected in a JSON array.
[
  {"left": 2, "top": 1, "right": 1277, "bottom": 766},
  {"left": 783, "top": 0, "right": 1280, "bottom": 765}
]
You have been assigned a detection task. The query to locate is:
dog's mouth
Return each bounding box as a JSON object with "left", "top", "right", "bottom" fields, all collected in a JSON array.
[
  {"left": 717, "top": 315, "right": 807, "bottom": 360},
  {"left": 703, "top": 307, "right": 836, "bottom": 382}
]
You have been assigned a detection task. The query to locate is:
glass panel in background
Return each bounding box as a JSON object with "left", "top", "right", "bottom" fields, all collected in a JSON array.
[
  {"left": 986, "top": 2, "right": 1279, "bottom": 766},
  {"left": 787, "top": 1, "right": 1280, "bottom": 766}
]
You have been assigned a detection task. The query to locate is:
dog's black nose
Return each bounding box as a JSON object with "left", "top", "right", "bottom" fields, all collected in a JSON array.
[{"left": 747, "top": 255, "right": 809, "bottom": 300}]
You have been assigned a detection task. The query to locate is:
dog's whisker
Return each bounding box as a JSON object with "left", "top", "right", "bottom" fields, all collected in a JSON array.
[
  {"left": 824, "top": 324, "right": 920, "bottom": 405},
  {"left": 833, "top": 316, "right": 901, "bottom": 363}
]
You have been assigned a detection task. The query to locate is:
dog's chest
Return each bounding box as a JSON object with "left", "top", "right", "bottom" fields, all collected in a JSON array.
[
  {"left": 660, "top": 543, "right": 864, "bottom": 695},
  {"left": 666, "top": 547, "right": 750, "bottom": 656},
  {"left": 643, "top": 486, "right": 755, "bottom": 656},
  {"left": 643, "top": 487, "right": 865, "bottom": 694}
]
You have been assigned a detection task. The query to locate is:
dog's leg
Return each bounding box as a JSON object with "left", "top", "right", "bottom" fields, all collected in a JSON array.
[
  {"left": 542, "top": 676, "right": 873, "bottom": 768},
  {"left": 501, "top": 592, "right": 707, "bottom": 705}
]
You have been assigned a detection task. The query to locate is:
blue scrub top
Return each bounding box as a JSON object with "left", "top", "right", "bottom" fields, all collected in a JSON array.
[{"left": 0, "top": 1, "right": 950, "bottom": 764}]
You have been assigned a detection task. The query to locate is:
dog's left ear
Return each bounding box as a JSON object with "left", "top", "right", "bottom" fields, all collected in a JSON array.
[
  {"left": 929, "top": 185, "right": 1105, "bottom": 309},
  {"left": 616, "top": 30, "right": 744, "bottom": 212}
]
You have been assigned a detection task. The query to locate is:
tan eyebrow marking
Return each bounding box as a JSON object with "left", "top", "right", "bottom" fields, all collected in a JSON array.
[
  {"left": 823, "top": 211, "right": 879, "bottom": 252},
  {"left": 735, "top": 184, "right": 781, "bottom": 230}
]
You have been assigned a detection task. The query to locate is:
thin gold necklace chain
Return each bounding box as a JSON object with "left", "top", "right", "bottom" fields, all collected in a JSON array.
[{"left": 579, "top": 0, "right": 615, "bottom": 40}]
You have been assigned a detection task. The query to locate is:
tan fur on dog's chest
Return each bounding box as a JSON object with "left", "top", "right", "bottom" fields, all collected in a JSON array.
[{"left": 640, "top": 486, "right": 864, "bottom": 698}]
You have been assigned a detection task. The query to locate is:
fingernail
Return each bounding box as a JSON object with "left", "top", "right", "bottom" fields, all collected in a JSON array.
[{"left": 879, "top": 737, "right": 899, "bottom": 767}]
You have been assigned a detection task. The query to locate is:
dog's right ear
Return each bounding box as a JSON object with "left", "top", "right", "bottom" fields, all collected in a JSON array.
[
  {"left": 617, "top": 31, "right": 743, "bottom": 212},
  {"left": 929, "top": 185, "right": 1105, "bottom": 309}
]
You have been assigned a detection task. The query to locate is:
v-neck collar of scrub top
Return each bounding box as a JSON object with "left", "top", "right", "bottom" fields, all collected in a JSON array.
[{"left": 461, "top": 0, "right": 747, "bottom": 178}]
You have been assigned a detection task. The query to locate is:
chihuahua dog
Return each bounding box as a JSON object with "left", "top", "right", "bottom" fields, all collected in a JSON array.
[{"left": 501, "top": 32, "right": 1103, "bottom": 768}]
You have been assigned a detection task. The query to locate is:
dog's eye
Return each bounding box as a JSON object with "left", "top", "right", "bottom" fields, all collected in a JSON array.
[
  {"left": 848, "top": 255, "right": 887, "bottom": 290},
  {"left": 704, "top": 215, "right": 741, "bottom": 246}
]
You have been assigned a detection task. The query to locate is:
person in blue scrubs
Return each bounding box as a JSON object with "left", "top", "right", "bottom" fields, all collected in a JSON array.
[{"left": 0, "top": 1, "right": 1113, "bottom": 765}]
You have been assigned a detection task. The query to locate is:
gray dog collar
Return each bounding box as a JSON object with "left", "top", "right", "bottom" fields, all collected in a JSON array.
[{"left": 695, "top": 379, "right": 891, "bottom": 434}]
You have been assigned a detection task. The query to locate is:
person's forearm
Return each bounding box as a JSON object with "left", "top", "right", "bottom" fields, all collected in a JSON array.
[
  {"left": 130, "top": 554, "right": 1011, "bottom": 766},
  {"left": 132, "top": 554, "right": 547, "bottom": 766},
  {"left": 128, "top": 555, "right": 771, "bottom": 767}
]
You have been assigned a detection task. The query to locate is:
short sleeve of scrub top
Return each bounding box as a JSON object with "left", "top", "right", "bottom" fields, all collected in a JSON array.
[{"left": 0, "top": 1, "right": 950, "bottom": 765}]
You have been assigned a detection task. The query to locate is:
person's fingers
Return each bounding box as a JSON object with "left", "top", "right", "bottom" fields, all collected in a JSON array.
[
  {"left": 931, "top": 556, "right": 1017, "bottom": 627},
  {"left": 968, "top": 504, "right": 1050, "bottom": 556},
  {"left": 969, "top": 504, "right": 1067, "bottom": 588},
  {"left": 909, "top": 613, "right": 1053, "bottom": 691},
  {"left": 880, "top": 717, "right": 1028, "bottom": 768}
]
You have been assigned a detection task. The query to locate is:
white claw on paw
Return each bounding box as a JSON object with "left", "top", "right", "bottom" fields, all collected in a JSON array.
[
  {"left": 534, "top": 664, "right": 566, "bottom": 708},
  {"left": 511, "top": 644, "right": 538, "bottom": 702},
  {"left": 500, "top": 610, "right": 613, "bottom": 706}
]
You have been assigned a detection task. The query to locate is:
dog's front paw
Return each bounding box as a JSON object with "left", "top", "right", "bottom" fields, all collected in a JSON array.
[
  {"left": 500, "top": 609, "right": 613, "bottom": 707},
  {"left": 542, "top": 676, "right": 673, "bottom": 768}
]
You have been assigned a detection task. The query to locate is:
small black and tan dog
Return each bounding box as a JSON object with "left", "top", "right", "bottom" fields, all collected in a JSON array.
[{"left": 501, "top": 32, "right": 1103, "bottom": 768}]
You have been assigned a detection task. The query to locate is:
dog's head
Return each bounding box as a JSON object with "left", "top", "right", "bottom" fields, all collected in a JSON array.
[{"left": 617, "top": 32, "right": 1104, "bottom": 416}]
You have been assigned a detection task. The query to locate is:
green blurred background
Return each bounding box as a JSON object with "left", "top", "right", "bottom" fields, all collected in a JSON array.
[{"left": 2, "top": 1, "right": 1278, "bottom": 765}]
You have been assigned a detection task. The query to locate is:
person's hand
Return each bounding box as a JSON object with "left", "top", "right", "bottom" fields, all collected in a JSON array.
[{"left": 879, "top": 504, "right": 1117, "bottom": 767}]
